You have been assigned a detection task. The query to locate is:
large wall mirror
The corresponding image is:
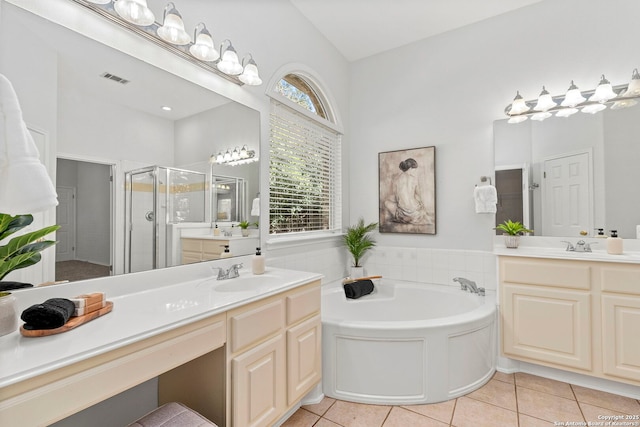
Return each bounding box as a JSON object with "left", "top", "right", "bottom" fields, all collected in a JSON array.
[
  {"left": 0, "top": 2, "right": 261, "bottom": 283},
  {"left": 494, "top": 104, "right": 640, "bottom": 239}
]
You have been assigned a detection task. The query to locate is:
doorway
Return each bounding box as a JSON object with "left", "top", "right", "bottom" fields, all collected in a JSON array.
[{"left": 55, "top": 158, "right": 114, "bottom": 282}]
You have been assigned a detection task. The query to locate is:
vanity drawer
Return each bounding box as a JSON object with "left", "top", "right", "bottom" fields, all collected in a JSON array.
[
  {"left": 202, "top": 240, "right": 228, "bottom": 256},
  {"left": 598, "top": 263, "right": 640, "bottom": 295},
  {"left": 501, "top": 257, "right": 591, "bottom": 290},
  {"left": 286, "top": 281, "right": 321, "bottom": 326},
  {"left": 182, "top": 239, "right": 203, "bottom": 252},
  {"left": 228, "top": 298, "right": 284, "bottom": 354}
]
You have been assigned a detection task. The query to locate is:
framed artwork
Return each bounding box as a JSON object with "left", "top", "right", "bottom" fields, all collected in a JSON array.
[{"left": 378, "top": 146, "right": 436, "bottom": 234}]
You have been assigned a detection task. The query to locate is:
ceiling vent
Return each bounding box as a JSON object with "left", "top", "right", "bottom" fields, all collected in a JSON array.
[{"left": 100, "top": 72, "right": 130, "bottom": 85}]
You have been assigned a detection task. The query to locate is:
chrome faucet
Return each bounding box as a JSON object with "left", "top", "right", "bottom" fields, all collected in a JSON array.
[
  {"left": 453, "top": 277, "right": 485, "bottom": 296},
  {"left": 561, "top": 240, "right": 596, "bottom": 253},
  {"left": 212, "top": 263, "right": 244, "bottom": 280}
]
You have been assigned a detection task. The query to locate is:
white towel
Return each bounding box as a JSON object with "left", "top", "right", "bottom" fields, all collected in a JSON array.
[
  {"left": 474, "top": 185, "right": 497, "bottom": 214},
  {"left": 250, "top": 197, "right": 260, "bottom": 216},
  {"left": 0, "top": 74, "right": 58, "bottom": 214}
]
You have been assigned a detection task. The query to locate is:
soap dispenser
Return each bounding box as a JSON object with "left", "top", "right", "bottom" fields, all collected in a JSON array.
[
  {"left": 252, "top": 247, "right": 265, "bottom": 275},
  {"left": 213, "top": 224, "right": 220, "bottom": 236},
  {"left": 594, "top": 228, "right": 607, "bottom": 238},
  {"left": 220, "top": 245, "right": 233, "bottom": 258},
  {"left": 607, "top": 230, "right": 623, "bottom": 255}
]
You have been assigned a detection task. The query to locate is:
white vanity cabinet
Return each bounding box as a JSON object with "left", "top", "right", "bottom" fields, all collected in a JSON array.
[
  {"left": 226, "top": 280, "right": 321, "bottom": 427},
  {"left": 499, "top": 256, "right": 640, "bottom": 386},
  {"left": 599, "top": 263, "right": 640, "bottom": 382},
  {"left": 181, "top": 237, "right": 229, "bottom": 263}
]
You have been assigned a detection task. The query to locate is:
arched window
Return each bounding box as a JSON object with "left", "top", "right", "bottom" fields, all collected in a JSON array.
[
  {"left": 269, "top": 72, "right": 341, "bottom": 236},
  {"left": 275, "top": 74, "right": 327, "bottom": 119}
]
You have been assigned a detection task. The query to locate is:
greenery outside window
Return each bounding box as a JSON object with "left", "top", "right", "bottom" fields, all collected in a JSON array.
[{"left": 269, "top": 74, "right": 341, "bottom": 236}]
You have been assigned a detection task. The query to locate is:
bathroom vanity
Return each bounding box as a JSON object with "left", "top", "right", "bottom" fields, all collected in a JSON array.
[
  {"left": 0, "top": 264, "right": 322, "bottom": 427},
  {"left": 181, "top": 236, "right": 260, "bottom": 264},
  {"left": 497, "top": 247, "right": 640, "bottom": 387}
]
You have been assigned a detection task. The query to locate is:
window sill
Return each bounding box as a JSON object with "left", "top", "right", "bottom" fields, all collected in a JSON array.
[{"left": 265, "top": 231, "right": 343, "bottom": 249}]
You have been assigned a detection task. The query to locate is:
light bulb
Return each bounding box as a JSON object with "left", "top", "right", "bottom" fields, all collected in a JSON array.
[
  {"left": 189, "top": 23, "right": 219, "bottom": 62},
  {"left": 561, "top": 81, "right": 586, "bottom": 107},
  {"left": 508, "top": 91, "right": 530, "bottom": 115},
  {"left": 589, "top": 75, "right": 616, "bottom": 103},
  {"left": 534, "top": 86, "right": 557, "bottom": 112},
  {"left": 114, "top": 0, "right": 155, "bottom": 26},
  {"left": 157, "top": 3, "right": 190, "bottom": 45}
]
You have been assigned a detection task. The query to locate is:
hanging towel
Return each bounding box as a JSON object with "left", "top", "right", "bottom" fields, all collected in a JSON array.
[
  {"left": 0, "top": 74, "right": 58, "bottom": 215},
  {"left": 250, "top": 197, "right": 260, "bottom": 216},
  {"left": 474, "top": 185, "right": 497, "bottom": 214}
]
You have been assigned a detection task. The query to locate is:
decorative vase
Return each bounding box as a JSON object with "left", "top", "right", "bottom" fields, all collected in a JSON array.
[
  {"left": 504, "top": 235, "right": 520, "bottom": 249},
  {"left": 350, "top": 266, "right": 365, "bottom": 278},
  {"left": 241, "top": 229, "right": 250, "bottom": 237},
  {"left": 0, "top": 292, "right": 18, "bottom": 337}
]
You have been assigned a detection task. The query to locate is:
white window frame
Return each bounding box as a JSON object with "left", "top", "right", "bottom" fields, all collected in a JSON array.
[{"left": 266, "top": 72, "right": 343, "bottom": 244}]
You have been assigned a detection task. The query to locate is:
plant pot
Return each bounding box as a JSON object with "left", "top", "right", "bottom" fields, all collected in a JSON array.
[
  {"left": 241, "top": 229, "right": 250, "bottom": 237},
  {"left": 350, "top": 266, "right": 365, "bottom": 279},
  {"left": 504, "top": 235, "right": 520, "bottom": 249},
  {"left": 0, "top": 292, "right": 18, "bottom": 337}
]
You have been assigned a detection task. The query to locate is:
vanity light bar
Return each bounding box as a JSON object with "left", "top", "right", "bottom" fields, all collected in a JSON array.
[
  {"left": 71, "top": 0, "right": 262, "bottom": 86},
  {"left": 505, "top": 69, "right": 640, "bottom": 123}
]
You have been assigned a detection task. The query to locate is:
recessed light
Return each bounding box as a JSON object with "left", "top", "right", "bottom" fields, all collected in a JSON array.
[{"left": 161, "top": 106, "right": 172, "bottom": 111}]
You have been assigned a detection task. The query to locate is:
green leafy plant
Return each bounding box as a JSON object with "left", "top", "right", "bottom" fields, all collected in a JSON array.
[
  {"left": 343, "top": 218, "right": 378, "bottom": 267},
  {"left": 494, "top": 219, "right": 533, "bottom": 236},
  {"left": 0, "top": 213, "right": 60, "bottom": 280},
  {"left": 238, "top": 220, "right": 251, "bottom": 230}
]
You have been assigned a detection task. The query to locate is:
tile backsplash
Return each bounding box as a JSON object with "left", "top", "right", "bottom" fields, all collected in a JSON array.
[
  {"left": 365, "top": 246, "right": 497, "bottom": 290},
  {"left": 267, "top": 244, "right": 497, "bottom": 290}
]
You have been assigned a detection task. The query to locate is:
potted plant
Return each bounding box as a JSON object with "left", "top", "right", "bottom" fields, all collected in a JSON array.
[
  {"left": 343, "top": 218, "right": 378, "bottom": 277},
  {"left": 0, "top": 213, "right": 59, "bottom": 336},
  {"left": 495, "top": 219, "right": 533, "bottom": 248},
  {"left": 238, "top": 220, "right": 252, "bottom": 237}
]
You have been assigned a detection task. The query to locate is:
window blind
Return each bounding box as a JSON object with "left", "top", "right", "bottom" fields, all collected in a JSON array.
[{"left": 269, "top": 100, "right": 342, "bottom": 235}]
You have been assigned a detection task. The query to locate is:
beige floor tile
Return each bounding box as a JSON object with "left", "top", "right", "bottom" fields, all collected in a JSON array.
[
  {"left": 519, "top": 413, "right": 557, "bottom": 426},
  {"left": 580, "top": 402, "right": 629, "bottom": 424},
  {"left": 467, "top": 378, "right": 517, "bottom": 411},
  {"left": 382, "top": 407, "right": 449, "bottom": 427},
  {"left": 401, "top": 399, "right": 456, "bottom": 424},
  {"left": 515, "top": 373, "right": 575, "bottom": 399},
  {"left": 493, "top": 371, "right": 515, "bottom": 384},
  {"left": 572, "top": 384, "right": 640, "bottom": 414},
  {"left": 517, "top": 386, "right": 583, "bottom": 423},
  {"left": 451, "top": 396, "right": 518, "bottom": 427},
  {"left": 315, "top": 418, "right": 342, "bottom": 427},
  {"left": 280, "top": 408, "right": 320, "bottom": 427},
  {"left": 323, "top": 400, "right": 392, "bottom": 427},
  {"left": 303, "top": 397, "right": 336, "bottom": 416}
]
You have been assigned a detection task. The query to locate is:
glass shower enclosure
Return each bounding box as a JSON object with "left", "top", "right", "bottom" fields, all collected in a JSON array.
[{"left": 125, "top": 166, "right": 206, "bottom": 273}]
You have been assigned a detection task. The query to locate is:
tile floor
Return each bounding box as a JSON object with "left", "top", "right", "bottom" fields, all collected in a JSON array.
[{"left": 283, "top": 372, "right": 640, "bottom": 427}]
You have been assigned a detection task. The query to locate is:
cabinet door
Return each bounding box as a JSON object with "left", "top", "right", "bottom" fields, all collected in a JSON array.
[
  {"left": 232, "top": 334, "right": 285, "bottom": 427},
  {"left": 502, "top": 283, "right": 591, "bottom": 370},
  {"left": 602, "top": 294, "right": 640, "bottom": 381},
  {"left": 287, "top": 315, "right": 322, "bottom": 405}
]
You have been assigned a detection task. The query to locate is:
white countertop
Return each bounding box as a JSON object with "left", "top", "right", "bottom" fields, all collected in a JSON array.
[
  {"left": 0, "top": 263, "right": 322, "bottom": 389},
  {"left": 494, "top": 236, "right": 640, "bottom": 264}
]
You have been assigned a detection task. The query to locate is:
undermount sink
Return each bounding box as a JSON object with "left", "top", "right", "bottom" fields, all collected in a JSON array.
[{"left": 197, "top": 273, "right": 279, "bottom": 292}]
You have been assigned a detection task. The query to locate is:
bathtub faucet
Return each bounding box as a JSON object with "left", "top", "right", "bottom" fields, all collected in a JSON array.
[{"left": 453, "top": 277, "right": 485, "bottom": 296}]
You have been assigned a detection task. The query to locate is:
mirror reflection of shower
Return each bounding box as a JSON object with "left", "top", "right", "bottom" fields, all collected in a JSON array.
[{"left": 124, "top": 166, "right": 206, "bottom": 273}]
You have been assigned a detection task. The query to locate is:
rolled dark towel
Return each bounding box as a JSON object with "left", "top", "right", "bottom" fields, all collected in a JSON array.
[
  {"left": 0, "top": 281, "right": 33, "bottom": 292},
  {"left": 21, "top": 298, "right": 76, "bottom": 330},
  {"left": 343, "top": 279, "right": 374, "bottom": 299}
]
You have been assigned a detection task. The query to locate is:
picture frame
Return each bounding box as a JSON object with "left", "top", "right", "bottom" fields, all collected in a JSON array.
[{"left": 378, "top": 146, "right": 436, "bottom": 234}]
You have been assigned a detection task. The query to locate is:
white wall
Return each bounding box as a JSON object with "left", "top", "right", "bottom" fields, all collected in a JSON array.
[{"left": 348, "top": 0, "right": 640, "bottom": 251}]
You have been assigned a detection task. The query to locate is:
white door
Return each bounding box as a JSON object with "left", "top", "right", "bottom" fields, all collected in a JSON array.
[
  {"left": 542, "top": 152, "right": 592, "bottom": 237},
  {"left": 55, "top": 186, "right": 76, "bottom": 262}
]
